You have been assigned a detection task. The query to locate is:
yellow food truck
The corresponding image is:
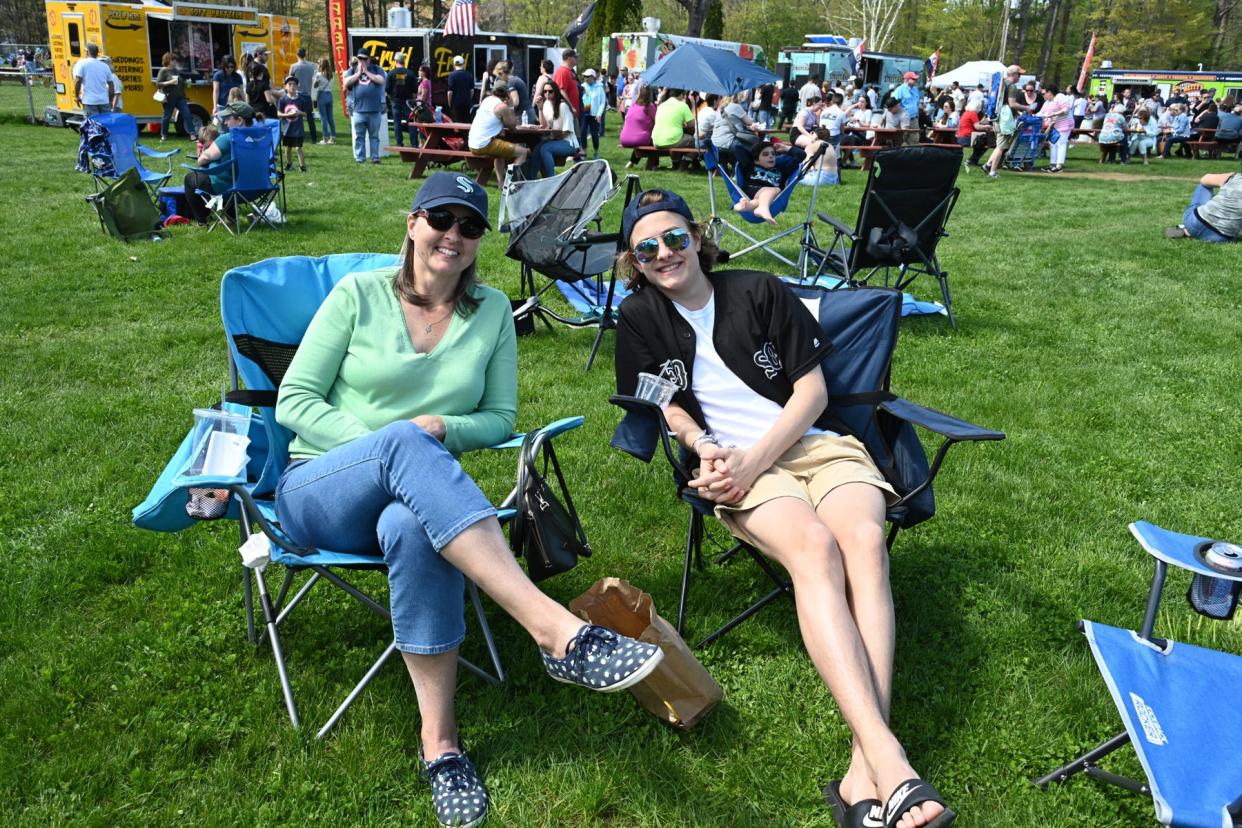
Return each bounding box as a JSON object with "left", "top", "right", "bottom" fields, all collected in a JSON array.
[{"left": 46, "top": 0, "right": 299, "bottom": 132}]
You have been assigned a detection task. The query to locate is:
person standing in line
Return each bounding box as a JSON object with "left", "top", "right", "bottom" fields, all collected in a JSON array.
[
  {"left": 345, "top": 49, "right": 386, "bottom": 164},
  {"left": 553, "top": 49, "right": 582, "bottom": 144},
  {"left": 313, "top": 58, "right": 336, "bottom": 144},
  {"left": 72, "top": 43, "right": 114, "bottom": 115},
  {"left": 246, "top": 46, "right": 276, "bottom": 119},
  {"left": 446, "top": 55, "right": 474, "bottom": 124},
  {"left": 580, "top": 68, "right": 607, "bottom": 160},
  {"left": 155, "top": 51, "right": 192, "bottom": 139},
  {"left": 386, "top": 52, "right": 417, "bottom": 147},
  {"left": 290, "top": 47, "right": 318, "bottom": 144}
]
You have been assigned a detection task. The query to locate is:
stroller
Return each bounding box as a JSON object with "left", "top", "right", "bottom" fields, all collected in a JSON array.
[
  {"left": 1003, "top": 114, "right": 1049, "bottom": 171},
  {"left": 500, "top": 160, "right": 634, "bottom": 370}
]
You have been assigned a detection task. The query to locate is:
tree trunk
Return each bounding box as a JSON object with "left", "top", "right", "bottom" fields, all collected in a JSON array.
[
  {"left": 1014, "top": 0, "right": 1033, "bottom": 64},
  {"left": 1036, "top": 0, "right": 1061, "bottom": 76}
]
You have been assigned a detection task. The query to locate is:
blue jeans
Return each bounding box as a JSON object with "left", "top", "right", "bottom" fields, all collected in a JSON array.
[
  {"left": 317, "top": 93, "right": 336, "bottom": 139},
  {"left": 275, "top": 422, "right": 498, "bottom": 654},
  {"left": 352, "top": 110, "right": 383, "bottom": 161},
  {"left": 537, "top": 138, "right": 576, "bottom": 177},
  {"left": 160, "top": 95, "right": 193, "bottom": 138},
  {"left": 1182, "top": 185, "right": 1233, "bottom": 243}
]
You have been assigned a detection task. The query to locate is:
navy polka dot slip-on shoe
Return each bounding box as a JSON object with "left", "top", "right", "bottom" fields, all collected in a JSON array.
[{"left": 540, "top": 624, "right": 664, "bottom": 693}]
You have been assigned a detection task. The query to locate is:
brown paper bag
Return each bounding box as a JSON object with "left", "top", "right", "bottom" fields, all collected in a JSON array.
[{"left": 569, "top": 577, "right": 723, "bottom": 730}]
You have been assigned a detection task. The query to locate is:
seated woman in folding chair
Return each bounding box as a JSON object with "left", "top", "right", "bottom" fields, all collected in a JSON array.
[
  {"left": 275, "top": 172, "right": 663, "bottom": 828},
  {"left": 613, "top": 189, "right": 956, "bottom": 828}
]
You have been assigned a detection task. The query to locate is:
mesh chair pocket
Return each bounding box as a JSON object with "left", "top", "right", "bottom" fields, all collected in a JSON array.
[{"left": 187, "top": 487, "right": 231, "bottom": 520}]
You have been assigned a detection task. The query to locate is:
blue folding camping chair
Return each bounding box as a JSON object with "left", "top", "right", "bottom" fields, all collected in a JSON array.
[
  {"left": 705, "top": 141, "right": 831, "bottom": 278},
  {"left": 183, "top": 124, "right": 283, "bottom": 234},
  {"left": 133, "top": 253, "right": 585, "bottom": 738},
  {"left": 77, "top": 111, "right": 180, "bottom": 198},
  {"left": 1035, "top": 521, "right": 1242, "bottom": 827}
]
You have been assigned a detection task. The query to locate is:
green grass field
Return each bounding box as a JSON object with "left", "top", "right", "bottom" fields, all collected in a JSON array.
[{"left": 1, "top": 84, "right": 1240, "bottom": 826}]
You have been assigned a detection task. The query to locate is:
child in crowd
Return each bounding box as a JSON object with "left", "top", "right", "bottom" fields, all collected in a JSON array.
[
  {"left": 195, "top": 124, "right": 219, "bottom": 157},
  {"left": 277, "top": 76, "right": 307, "bottom": 172},
  {"left": 734, "top": 141, "right": 805, "bottom": 224}
]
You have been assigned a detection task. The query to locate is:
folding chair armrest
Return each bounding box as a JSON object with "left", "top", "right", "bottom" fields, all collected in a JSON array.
[
  {"left": 880, "top": 397, "right": 1005, "bottom": 442},
  {"left": 816, "top": 211, "right": 856, "bottom": 240},
  {"left": 138, "top": 143, "right": 181, "bottom": 159},
  {"left": 608, "top": 394, "right": 694, "bottom": 481}
]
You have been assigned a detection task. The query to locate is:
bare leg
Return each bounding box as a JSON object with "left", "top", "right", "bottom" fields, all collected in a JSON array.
[
  {"left": 751, "top": 186, "right": 780, "bottom": 224},
  {"left": 439, "top": 519, "right": 582, "bottom": 658},
  {"left": 401, "top": 650, "right": 461, "bottom": 758},
  {"left": 731, "top": 494, "right": 944, "bottom": 828}
]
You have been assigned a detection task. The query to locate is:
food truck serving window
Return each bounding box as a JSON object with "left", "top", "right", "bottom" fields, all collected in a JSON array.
[{"left": 147, "top": 18, "right": 230, "bottom": 78}]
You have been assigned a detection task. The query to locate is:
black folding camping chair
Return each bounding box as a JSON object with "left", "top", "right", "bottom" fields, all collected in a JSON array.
[
  {"left": 501, "top": 161, "right": 639, "bottom": 370},
  {"left": 806, "top": 145, "right": 963, "bottom": 327},
  {"left": 610, "top": 280, "right": 1003, "bottom": 648}
]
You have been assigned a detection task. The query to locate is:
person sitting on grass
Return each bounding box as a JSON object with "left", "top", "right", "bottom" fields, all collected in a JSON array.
[
  {"left": 733, "top": 141, "right": 806, "bottom": 224},
  {"left": 276, "top": 172, "right": 665, "bottom": 828},
  {"left": 467, "top": 81, "right": 530, "bottom": 183},
  {"left": 1164, "top": 171, "right": 1241, "bottom": 243},
  {"left": 276, "top": 75, "right": 307, "bottom": 172},
  {"left": 614, "top": 188, "right": 957, "bottom": 828}
]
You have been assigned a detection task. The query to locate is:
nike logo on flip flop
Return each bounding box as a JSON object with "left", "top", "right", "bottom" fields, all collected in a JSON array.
[{"left": 886, "top": 782, "right": 916, "bottom": 821}]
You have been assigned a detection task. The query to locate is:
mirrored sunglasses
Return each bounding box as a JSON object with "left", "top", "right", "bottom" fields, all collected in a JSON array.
[
  {"left": 416, "top": 208, "right": 486, "bottom": 239},
  {"left": 632, "top": 228, "right": 691, "bottom": 264}
]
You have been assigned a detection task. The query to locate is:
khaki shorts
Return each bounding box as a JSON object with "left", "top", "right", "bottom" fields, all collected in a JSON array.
[
  {"left": 994, "top": 129, "right": 1015, "bottom": 153},
  {"left": 470, "top": 137, "right": 520, "bottom": 160},
  {"left": 715, "top": 433, "right": 898, "bottom": 523}
]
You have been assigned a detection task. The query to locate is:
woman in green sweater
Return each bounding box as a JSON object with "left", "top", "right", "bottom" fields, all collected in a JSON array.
[{"left": 274, "top": 173, "right": 662, "bottom": 828}]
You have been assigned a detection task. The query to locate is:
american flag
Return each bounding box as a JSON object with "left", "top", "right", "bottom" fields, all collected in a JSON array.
[{"left": 444, "top": 0, "right": 477, "bottom": 37}]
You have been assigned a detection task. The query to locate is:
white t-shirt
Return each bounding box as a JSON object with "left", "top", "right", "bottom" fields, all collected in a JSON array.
[
  {"left": 73, "top": 56, "right": 113, "bottom": 105},
  {"left": 672, "top": 294, "right": 826, "bottom": 450},
  {"left": 467, "top": 95, "right": 505, "bottom": 150}
]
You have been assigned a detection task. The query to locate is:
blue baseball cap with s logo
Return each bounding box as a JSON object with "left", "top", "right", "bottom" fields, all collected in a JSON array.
[{"left": 410, "top": 172, "right": 491, "bottom": 227}]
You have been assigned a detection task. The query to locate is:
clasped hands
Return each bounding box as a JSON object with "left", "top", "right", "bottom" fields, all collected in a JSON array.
[{"left": 687, "top": 442, "right": 762, "bottom": 505}]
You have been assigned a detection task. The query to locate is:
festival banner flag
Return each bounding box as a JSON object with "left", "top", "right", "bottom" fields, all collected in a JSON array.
[
  {"left": 444, "top": 0, "right": 477, "bottom": 37},
  {"left": 848, "top": 39, "right": 865, "bottom": 77},
  {"left": 327, "top": 0, "right": 351, "bottom": 110},
  {"left": 1076, "top": 32, "right": 1096, "bottom": 94}
]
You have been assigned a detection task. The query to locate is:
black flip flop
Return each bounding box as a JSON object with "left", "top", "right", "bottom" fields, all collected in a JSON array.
[
  {"left": 882, "top": 778, "right": 957, "bottom": 828},
  {"left": 824, "top": 780, "right": 884, "bottom": 828}
]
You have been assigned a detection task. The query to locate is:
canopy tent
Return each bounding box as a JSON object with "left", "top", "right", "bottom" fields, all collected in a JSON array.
[
  {"left": 934, "top": 60, "right": 1036, "bottom": 89},
  {"left": 639, "top": 42, "right": 780, "bottom": 96}
]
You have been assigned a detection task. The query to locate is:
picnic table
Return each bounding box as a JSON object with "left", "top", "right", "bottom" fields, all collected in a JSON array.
[
  {"left": 842, "top": 126, "right": 921, "bottom": 169},
  {"left": 385, "top": 122, "right": 565, "bottom": 186}
]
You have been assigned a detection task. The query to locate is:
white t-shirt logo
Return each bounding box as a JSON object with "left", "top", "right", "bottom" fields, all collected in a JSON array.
[{"left": 753, "top": 342, "right": 782, "bottom": 379}]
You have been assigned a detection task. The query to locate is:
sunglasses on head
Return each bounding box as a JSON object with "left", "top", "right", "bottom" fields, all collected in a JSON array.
[
  {"left": 632, "top": 228, "right": 691, "bottom": 264},
  {"left": 416, "top": 208, "right": 486, "bottom": 239}
]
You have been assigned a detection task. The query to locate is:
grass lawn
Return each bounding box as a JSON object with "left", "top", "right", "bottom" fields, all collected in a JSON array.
[{"left": 1, "top": 84, "right": 1240, "bottom": 826}]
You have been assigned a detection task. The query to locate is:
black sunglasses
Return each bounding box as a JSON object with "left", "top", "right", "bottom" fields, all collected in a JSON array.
[{"left": 416, "top": 208, "right": 487, "bottom": 239}]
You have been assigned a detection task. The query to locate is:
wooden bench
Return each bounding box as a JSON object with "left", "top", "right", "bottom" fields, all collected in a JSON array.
[
  {"left": 385, "top": 145, "right": 492, "bottom": 182},
  {"left": 632, "top": 145, "right": 705, "bottom": 171}
]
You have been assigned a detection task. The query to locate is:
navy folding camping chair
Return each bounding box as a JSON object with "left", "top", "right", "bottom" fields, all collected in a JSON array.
[
  {"left": 1035, "top": 521, "right": 1242, "bottom": 827},
  {"left": 610, "top": 280, "right": 1003, "bottom": 648},
  {"left": 806, "top": 145, "right": 962, "bottom": 327},
  {"left": 185, "top": 124, "right": 283, "bottom": 234},
  {"left": 133, "top": 253, "right": 585, "bottom": 738},
  {"left": 705, "top": 141, "right": 831, "bottom": 277},
  {"left": 78, "top": 111, "right": 180, "bottom": 197}
]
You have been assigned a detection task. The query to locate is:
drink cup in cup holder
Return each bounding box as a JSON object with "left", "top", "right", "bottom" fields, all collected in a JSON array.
[
  {"left": 634, "top": 372, "right": 677, "bottom": 408},
  {"left": 186, "top": 408, "right": 251, "bottom": 478}
]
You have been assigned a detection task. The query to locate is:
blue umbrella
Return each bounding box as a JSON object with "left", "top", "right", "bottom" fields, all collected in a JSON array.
[{"left": 638, "top": 42, "right": 779, "bottom": 96}]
